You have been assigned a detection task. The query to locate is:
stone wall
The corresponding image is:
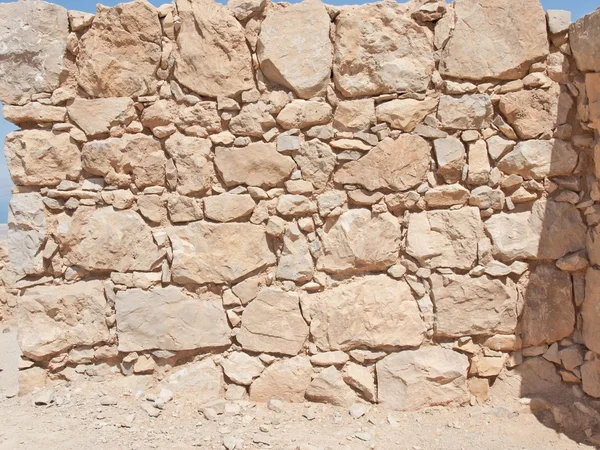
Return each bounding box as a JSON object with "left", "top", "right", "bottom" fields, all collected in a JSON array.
[{"left": 0, "top": 0, "right": 599, "bottom": 409}]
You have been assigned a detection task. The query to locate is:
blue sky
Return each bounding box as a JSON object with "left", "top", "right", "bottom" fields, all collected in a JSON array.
[{"left": 0, "top": 0, "right": 597, "bottom": 223}]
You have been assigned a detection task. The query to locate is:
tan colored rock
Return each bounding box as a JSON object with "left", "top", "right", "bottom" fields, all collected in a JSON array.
[
  {"left": 498, "top": 140, "right": 578, "bottom": 180},
  {"left": 431, "top": 274, "right": 518, "bottom": 338},
  {"left": 2, "top": 104, "right": 66, "bottom": 124},
  {"left": 221, "top": 352, "right": 264, "bottom": 386},
  {"left": 433, "top": 137, "right": 466, "bottom": 184},
  {"left": 439, "top": 0, "right": 548, "bottom": 81},
  {"left": 5, "top": 130, "right": 81, "bottom": 187},
  {"left": 249, "top": 356, "right": 312, "bottom": 403},
  {"left": 227, "top": 0, "right": 266, "bottom": 20},
  {"left": 423, "top": 184, "right": 469, "bottom": 208},
  {"left": 77, "top": 1, "right": 162, "bottom": 97},
  {"left": 257, "top": 0, "right": 332, "bottom": 99},
  {"left": 7, "top": 193, "right": 46, "bottom": 278},
  {"left": 229, "top": 102, "right": 277, "bottom": 137},
  {"left": 587, "top": 73, "right": 600, "bottom": 132},
  {"left": 333, "top": 99, "right": 376, "bottom": 132},
  {"left": 317, "top": 210, "right": 400, "bottom": 274},
  {"left": 165, "top": 133, "right": 215, "bottom": 196},
  {"left": 375, "top": 97, "right": 439, "bottom": 132},
  {"left": 582, "top": 359, "right": 600, "bottom": 398},
  {"left": 57, "top": 207, "right": 164, "bottom": 272},
  {"left": 215, "top": 143, "right": 296, "bottom": 188},
  {"left": 333, "top": 2, "right": 434, "bottom": 97},
  {"left": 582, "top": 269, "right": 600, "bottom": 354},
  {"left": 179, "top": 101, "right": 223, "bottom": 132},
  {"left": 498, "top": 86, "right": 571, "bottom": 140},
  {"left": 168, "top": 221, "right": 275, "bottom": 284},
  {"left": 466, "top": 140, "right": 491, "bottom": 186},
  {"left": 484, "top": 335, "right": 522, "bottom": 352},
  {"left": 310, "top": 351, "right": 349, "bottom": 367},
  {"left": 18, "top": 281, "right": 109, "bottom": 361},
  {"left": 167, "top": 196, "right": 204, "bottom": 223},
  {"left": 343, "top": 363, "right": 376, "bottom": 402},
  {"left": 406, "top": 207, "right": 484, "bottom": 270},
  {"left": 238, "top": 288, "right": 308, "bottom": 356},
  {"left": 485, "top": 200, "right": 586, "bottom": 261},
  {"left": 521, "top": 265, "right": 574, "bottom": 347},
  {"left": 301, "top": 275, "right": 425, "bottom": 351},
  {"left": 437, "top": 95, "right": 493, "bottom": 130},
  {"left": 82, "top": 134, "right": 166, "bottom": 189},
  {"left": 292, "top": 140, "right": 336, "bottom": 190},
  {"left": 276, "top": 100, "right": 332, "bottom": 130},
  {"left": 334, "top": 135, "right": 430, "bottom": 192},
  {"left": 174, "top": 0, "right": 254, "bottom": 97},
  {"left": 277, "top": 223, "right": 314, "bottom": 283},
  {"left": 570, "top": 9, "right": 600, "bottom": 73},
  {"left": 377, "top": 347, "right": 469, "bottom": 411},
  {"left": 67, "top": 98, "right": 136, "bottom": 137},
  {"left": 161, "top": 359, "right": 223, "bottom": 401},
  {"left": 471, "top": 354, "right": 507, "bottom": 377},
  {"left": 204, "top": 194, "right": 255, "bottom": 222},
  {"left": 116, "top": 286, "right": 230, "bottom": 352},
  {"left": 305, "top": 366, "right": 357, "bottom": 407},
  {"left": 276, "top": 195, "right": 317, "bottom": 216},
  {"left": 0, "top": 1, "right": 69, "bottom": 104}
]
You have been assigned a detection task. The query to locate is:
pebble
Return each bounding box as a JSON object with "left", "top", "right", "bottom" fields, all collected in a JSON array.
[
  {"left": 268, "top": 399, "right": 284, "bottom": 413},
  {"left": 349, "top": 403, "right": 367, "bottom": 419},
  {"left": 141, "top": 402, "right": 161, "bottom": 418},
  {"left": 100, "top": 396, "right": 118, "bottom": 406},
  {"left": 33, "top": 390, "right": 55, "bottom": 406}
]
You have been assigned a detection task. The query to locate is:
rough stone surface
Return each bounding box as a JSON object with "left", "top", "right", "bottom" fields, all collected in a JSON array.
[
  {"left": 583, "top": 268, "right": 600, "bottom": 354},
  {"left": 7, "top": 193, "right": 46, "bottom": 277},
  {"left": 257, "top": 0, "right": 332, "bottom": 99},
  {"left": 67, "top": 98, "right": 136, "bottom": 137},
  {"left": 377, "top": 347, "right": 469, "bottom": 411},
  {"left": 334, "top": 135, "right": 430, "bottom": 192},
  {"left": 305, "top": 366, "right": 357, "bottom": 407},
  {"left": 333, "top": 2, "right": 434, "bottom": 97},
  {"left": 277, "top": 100, "right": 332, "bottom": 130},
  {"left": 376, "top": 97, "right": 439, "bottom": 132},
  {"left": 439, "top": 0, "right": 549, "bottom": 81},
  {"left": 293, "top": 140, "right": 336, "bottom": 190},
  {"left": 250, "top": 356, "right": 312, "bottom": 403},
  {"left": 301, "top": 275, "right": 426, "bottom": 351},
  {"left": 18, "top": 281, "right": 109, "bottom": 361},
  {"left": 437, "top": 95, "right": 493, "bottom": 130},
  {"left": 174, "top": 0, "right": 254, "bottom": 97},
  {"left": 115, "top": 286, "right": 230, "bottom": 352},
  {"left": 238, "top": 288, "right": 308, "bottom": 356},
  {"left": 165, "top": 133, "right": 215, "bottom": 196},
  {"left": 570, "top": 9, "right": 600, "bottom": 73},
  {"left": 168, "top": 222, "right": 275, "bottom": 284},
  {"left": 204, "top": 194, "right": 255, "bottom": 222},
  {"left": 0, "top": 1, "right": 69, "bottom": 104},
  {"left": 333, "top": 99, "right": 376, "bottom": 132}
]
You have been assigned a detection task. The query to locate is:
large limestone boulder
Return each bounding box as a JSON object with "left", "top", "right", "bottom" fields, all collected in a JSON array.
[
  {"left": 249, "top": 356, "right": 313, "bottom": 403},
  {"left": 215, "top": 143, "right": 296, "bottom": 188},
  {"left": 292, "top": 140, "right": 336, "bottom": 190},
  {"left": 5, "top": 130, "right": 81, "bottom": 187},
  {"left": 431, "top": 274, "right": 518, "bottom": 338},
  {"left": 67, "top": 98, "right": 137, "bottom": 138},
  {"left": 521, "top": 265, "right": 574, "bottom": 347},
  {"left": 168, "top": 222, "right": 276, "bottom": 284},
  {"left": 174, "top": 0, "right": 255, "bottom": 97},
  {"left": 115, "top": 286, "right": 230, "bottom": 352},
  {"left": 439, "top": 0, "right": 549, "bottom": 81},
  {"left": 301, "top": 275, "right": 426, "bottom": 351},
  {"left": 82, "top": 134, "right": 166, "bottom": 189},
  {"left": 18, "top": 281, "right": 110, "bottom": 361},
  {"left": 376, "top": 347, "right": 469, "bottom": 411},
  {"left": 570, "top": 9, "right": 600, "bottom": 73},
  {"left": 333, "top": 2, "right": 434, "bottom": 97},
  {"left": 317, "top": 210, "right": 400, "bottom": 274},
  {"left": 57, "top": 207, "right": 164, "bottom": 272},
  {"left": 77, "top": 1, "right": 162, "bottom": 97},
  {"left": 406, "top": 207, "right": 484, "bottom": 270},
  {"left": 0, "top": 1, "right": 68, "bottom": 105},
  {"left": 257, "top": 0, "right": 332, "bottom": 99},
  {"left": 7, "top": 193, "right": 46, "bottom": 278},
  {"left": 165, "top": 133, "right": 215, "bottom": 196},
  {"left": 237, "top": 288, "right": 308, "bottom": 356},
  {"left": 485, "top": 200, "right": 586, "bottom": 261},
  {"left": 334, "top": 135, "right": 430, "bottom": 192},
  {"left": 581, "top": 268, "right": 600, "bottom": 354},
  {"left": 497, "top": 139, "right": 578, "bottom": 180}
]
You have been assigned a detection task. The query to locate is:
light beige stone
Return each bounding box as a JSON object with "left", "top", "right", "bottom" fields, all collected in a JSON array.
[
  {"left": 301, "top": 275, "right": 426, "bottom": 351},
  {"left": 168, "top": 221, "right": 275, "bottom": 284},
  {"left": 161, "top": 359, "right": 223, "bottom": 401},
  {"left": 77, "top": 1, "right": 162, "bottom": 97},
  {"left": 334, "top": 135, "right": 430, "bottom": 192},
  {"left": 116, "top": 286, "right": 230, "bottom": 352},
  {"left": 292, "top": 140, "right": 336, "bottom": 190},
  {"left": 343, "top": 362, "right": 376, "bottom": 402},
  {"left": 423, "top": 184, "right": 469, "bottom": 208},
  {"left": 7, "top": 193, "right": 46, "bottom": 277},
  {"left": 467, "top": 140, "right": 491, "bottom": 186},
  {"left": 57, "top": 207, "right": 164, "bottom": 272},
  {"left": 582, "top": 359, "right": 600, "bottom": 398},
  {"left": 204, "top": 194, "right": 255, "bottom": 222},
  {"left": 5, "top": 130, "right": 81, "bottom": 187},
  {"left": 439, "top": 0, "right": 549, "bottom": 81},
  {"left": 437, "top": 95, "right": 493, "bottom": 130},
  {"left": 229, "top": 102, "right": 277, "bottom": 138},
  {"left": 165, "top": 133, "right": 215, "bottom": 196},
  {"left": 18, "top": 281, "right": 109, "bottom": 361},
  {"left": 406, "top": 207, "right": 484, "bottom": 270},
  {"left": 227, "top": 0, "right": 266, "bottom": 20},
  {"left": 570, "top": 9, "right": 600, "bottom": 73},
  {"left": 333, "top": 2, "right": 434, "bottom": 97},
  {"left": 238, "top": 288, "right": 308, "bottom": 356},
  {"left": 257, "top": 0, "right": 332, "bottom": 99},
  {"left": 375, "top": 97, "right": 439, "bottom": 132},
  {"left": 276, "top": 100, "right": 332, "bottom": 130},
  {"left": 377, "top": 347, "right": 469, "bottom": 411},
  {"left": 174, "top": 0, "right": 254, "bottom": 97},
  {"left": 333, "top": 99, "right": 376, "bottom": 132},
  {"left": 433, "top": 137, "right": 466, "bottom": 184},
  {"left": 67, "top": 98, "right": 136, "bottom": 137},
  {"left": 305, "top": 366, "right": 357, "bottom": 407},
  {"left": 276, "top": 223, "right": 314, "bottom": 283},
  {"left": 2, "top": 104, "right": 66, "bottom": 124},
  {"left": 0, "top": 1, "right": 69, "bottom": 104},
  {"left": 215, "top": 143, "right": 296, "bottom": 188},
  {"left": 249, "top": 356, "right": 312, "bottom": 403},
  {"left": 431, "top": 274, "right": 518, "bottom": 338},
  {"left": 317, "top": 210, "right": 400, "bottom": 274},
  {"left": 221, "top": 352, "right": 264, "bottom": 386}
]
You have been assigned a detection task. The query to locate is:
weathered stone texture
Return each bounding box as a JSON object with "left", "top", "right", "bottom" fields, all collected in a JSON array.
[
  {"left": 570, "top": 8, "right": 600, "bottom": 72},
  {"left": 8, "top": 193, "right": 46, "bottom": 277}
]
